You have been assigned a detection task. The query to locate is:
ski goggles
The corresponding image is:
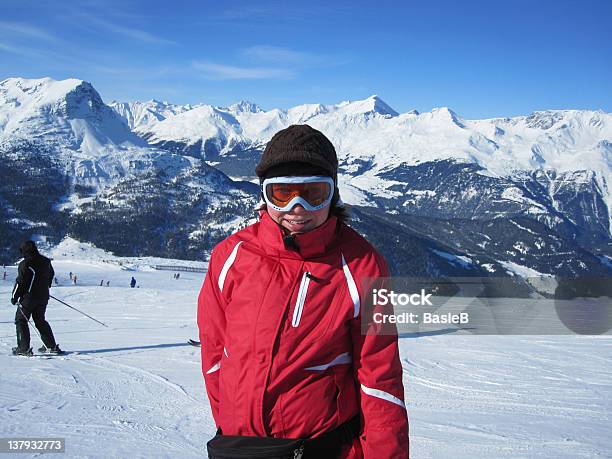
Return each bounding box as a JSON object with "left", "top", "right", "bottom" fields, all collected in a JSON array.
[{"left": 262, "top": 175, "right": 335, "bottom": 212}]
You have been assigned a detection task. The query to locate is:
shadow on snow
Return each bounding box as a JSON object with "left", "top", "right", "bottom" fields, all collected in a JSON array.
[{"left": 75, "top": 342, "right": 192, "bottom": 355}]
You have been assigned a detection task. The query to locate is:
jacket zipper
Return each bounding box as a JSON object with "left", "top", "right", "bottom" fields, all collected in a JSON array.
[{"left": 292, "top": 271, "right": 311, "bottom": 327}]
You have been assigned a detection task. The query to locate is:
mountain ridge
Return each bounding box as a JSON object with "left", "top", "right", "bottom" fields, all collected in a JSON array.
[{"left": 1, "top": 76, "right": 610, "bottom": 279}]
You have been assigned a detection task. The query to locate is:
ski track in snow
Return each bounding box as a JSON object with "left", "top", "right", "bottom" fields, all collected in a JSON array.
[{"left": 1, "top": 256, "right": 611, "bottom": 458}]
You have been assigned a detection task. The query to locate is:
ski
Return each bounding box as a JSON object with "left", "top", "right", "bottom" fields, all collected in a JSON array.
[
  {"left": 31, "top": 351, "right": 79, "bottom": 359},
  {"left": 188, "top": 339, "right": 201, "bottom": 347},
  {"left": 32, "top": 351, "right": 79, "bottom": 360},
  {"left": 11, "top": 350, "right": 79, "bottom": 357}
]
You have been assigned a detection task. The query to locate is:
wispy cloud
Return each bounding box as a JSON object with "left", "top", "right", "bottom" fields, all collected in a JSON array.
[
  {"left": 241, "top": 45, "right": 319, "bottom": 65},
  {"left": 0, "top": 41, "right": 48, "bottom": 59},
  {"left": 241, "top": 45, "right": 353, "bottom": 69},
  {"left": 0, "top": 38, "right": 112, "bottom": 69},
  {"left": 217, "top": 3, "right": 348, "bottom": 22},
  {"left": 87, "top": 64, "right": 178, "bottom": 79},
  {"left": 192, "top": 61, "right": 294, "bottom": 80},
  {"left": 192, "top": 45, "right": 351, "bottom": 81},
  {"left": 75, "top": 14, "right": 175, "bottom": 45},
  {"left": 218, "top": 4, "right": 286, "bottom": 20},
  {"left": 0, "top": 21, "right": 58, "bottom": 41}
]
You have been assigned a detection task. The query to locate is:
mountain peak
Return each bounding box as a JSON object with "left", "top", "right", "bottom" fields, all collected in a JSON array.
[
  {"left": 0, "top": 76, "right": 142, "bottom": 155},
  {"left": 146, "top": 99, "right": 187, "bottom": 109},
  {"left": 365, "top": 95, "right": 399, "bottom": 117},
  {"left": 525, "top": 110, "right": 566, "bottom": 130},
  {"left": 337, "top": 95, "right": 399, "bottom": 118},
  {"left": 429, "top": 107, "right": 465, "bottom": 127},
  {"left": 0, "top": 77, "right": 107, "bottom": 125},
  {"left": 228, "top": 100, "right": 262, "bottom": 113},
  {"left": 1, "top": 77, "right": 86, "bottom": 103}
]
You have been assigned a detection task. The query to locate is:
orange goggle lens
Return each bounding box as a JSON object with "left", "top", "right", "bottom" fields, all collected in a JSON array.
[{"left": 266, "top": 182, "right": 332, "bottom": 207}]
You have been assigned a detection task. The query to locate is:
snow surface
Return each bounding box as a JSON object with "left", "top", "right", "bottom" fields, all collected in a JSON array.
[{"left": 1, "top": 242, "right": 610, "bottom": 458}]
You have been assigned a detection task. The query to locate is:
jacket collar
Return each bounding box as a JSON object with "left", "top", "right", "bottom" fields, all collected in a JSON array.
[{"left": 258, "top": 211, "right": 339, "bottom": 259}]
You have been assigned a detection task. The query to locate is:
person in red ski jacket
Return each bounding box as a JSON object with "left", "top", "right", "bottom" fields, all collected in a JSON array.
[{"left": 198, "top": 124, "right": 409, "bottom": 458}]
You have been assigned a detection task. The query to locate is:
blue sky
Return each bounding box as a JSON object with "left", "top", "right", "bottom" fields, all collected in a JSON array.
[{"left": 1, "top": 0, "right": 610, "bottom": 118}]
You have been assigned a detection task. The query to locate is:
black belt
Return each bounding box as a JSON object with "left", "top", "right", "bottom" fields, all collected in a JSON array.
[{"left": 208, "top": 416, "right": 360, "bottom": 459}]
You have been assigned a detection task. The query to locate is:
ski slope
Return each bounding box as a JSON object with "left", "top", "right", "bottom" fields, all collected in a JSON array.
[{"left": 0, "top": 247, "right": 610, "bottom": 458}]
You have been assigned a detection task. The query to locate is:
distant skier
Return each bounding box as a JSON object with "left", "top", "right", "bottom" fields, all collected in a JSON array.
[
  {"left": 2, "top": 271, "right": 6, "bottom": 280},
  {"left": 73, "top": 274, "right": 77, "bottom": 285},
  {"left": 54, "top": 277, "right": 58, "bottom": 285},
  {"left": 11, "top": 241, "right": 62, "bottom": 355},
  {"left": 100, "top": 279, "right": 104, "bottom": 286},
  {"left": 69, "top": 271, "right": 73, "bottom": 281},
  {"left": 130, "top": 277, "right": 136, "bottom": 288},
  {"left": 176, "top": 273, "right": 180, "bottom": 280},
  {"left": 106, "top": 280, "right": 110, "bottom": 287}
]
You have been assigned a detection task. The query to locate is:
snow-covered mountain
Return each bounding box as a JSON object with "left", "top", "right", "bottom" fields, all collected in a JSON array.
[
  {"left": 111, "top": 94, "right": 612, "bottom": 229},
  {"left": 111, "top": 94, "right": 610, "bottom": 178},
  {"left": 0, "top": 77, "right": 152, "bottom": 154},
  {"left": 110, "top": 92, "right": 612, "bottom": 275},
  {"left": 110, "top": 99, "right": 198, "bottom": 135},
  {"left": 111, "top": 95, "right": 404, "bottom": 159},
  {"left": 0, "top": 77, "right": 258, "bottom": 262},
  {"left": 1, "top": 77, "right": 611, "bottom": 278},
  {"left": 0, "top": 77, "right": 196, "bottom": 185}
]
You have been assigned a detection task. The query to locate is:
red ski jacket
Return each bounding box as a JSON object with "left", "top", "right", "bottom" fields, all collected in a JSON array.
[{"left": 198, "top": 212, "right": 409, "bottom": 458}]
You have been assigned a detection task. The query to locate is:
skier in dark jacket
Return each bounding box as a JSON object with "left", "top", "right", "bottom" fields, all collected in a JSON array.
[
  {"left": 130, "top": 277, "right": 136, "bottom": 288},
  {"left": 11, "top": 241, "right": 61, "bottom": 355}
]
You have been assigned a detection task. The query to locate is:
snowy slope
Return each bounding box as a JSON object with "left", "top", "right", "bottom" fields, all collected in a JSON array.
[
  {"left": 110, "top": 100, "right": 197, "bottom": 134},
  {"left": 143, "top": 105, "right": 246, "bottom": 157},
  {"left": 0, "top": 243, "right": 610, "bottom": 458}
]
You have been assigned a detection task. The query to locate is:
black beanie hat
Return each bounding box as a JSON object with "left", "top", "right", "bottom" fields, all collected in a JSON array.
[{"left": 255, "top": 125, "right": 338, "bottom": 182}]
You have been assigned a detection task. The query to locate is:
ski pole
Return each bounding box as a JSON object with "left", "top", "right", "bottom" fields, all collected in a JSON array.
[
  {"left": 16, "top": 302, "right": 43, "bottom": 342},
  {"left": 49, "top": 295, "right": 108, "bottom": 328}
]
